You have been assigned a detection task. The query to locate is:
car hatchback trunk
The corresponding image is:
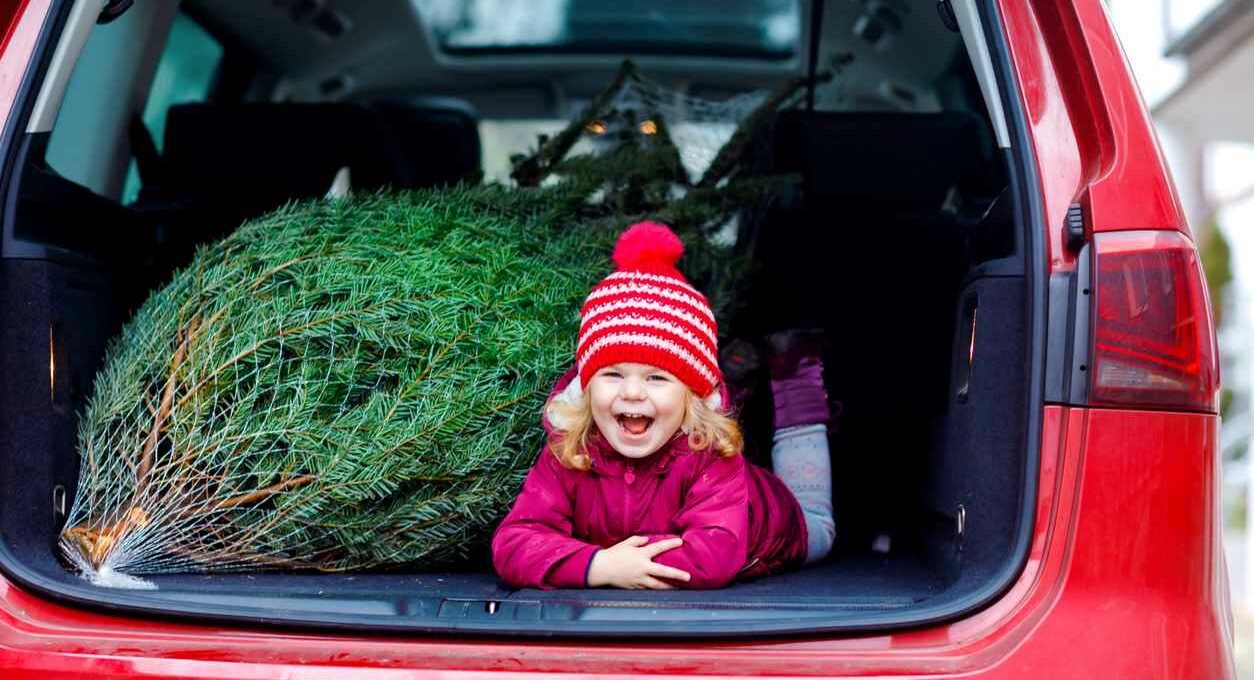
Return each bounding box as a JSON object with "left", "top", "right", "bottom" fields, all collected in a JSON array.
[{"left": 0, "top": 0, "right": 1039, "bottom": 637}]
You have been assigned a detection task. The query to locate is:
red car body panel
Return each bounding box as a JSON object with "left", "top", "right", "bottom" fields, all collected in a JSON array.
[
  {"left": 0, "top": 408, "right": 1230, "bottom": 677},
  {"left": 0, "top": 0, "right": 41, "bottom": 137},
  {"left": 1010, "top": 0, "right": 1189, "bottom": 272},
  {"left": 0, "top": 0, "right": 1235, "bottom": 676}
]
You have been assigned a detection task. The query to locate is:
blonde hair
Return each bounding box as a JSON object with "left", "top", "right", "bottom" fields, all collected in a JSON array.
[{"left": 545, "top": 386, "right": 743, "bottom": 471}]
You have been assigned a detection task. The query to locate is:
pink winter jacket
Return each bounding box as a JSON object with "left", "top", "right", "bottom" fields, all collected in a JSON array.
[{"left": 492, "top": 369, "right": 808, "bottom": 590}]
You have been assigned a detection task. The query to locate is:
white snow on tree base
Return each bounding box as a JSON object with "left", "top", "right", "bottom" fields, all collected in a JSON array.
[{"left": 62, "top": 546, "right": 157, "bottom": 589}]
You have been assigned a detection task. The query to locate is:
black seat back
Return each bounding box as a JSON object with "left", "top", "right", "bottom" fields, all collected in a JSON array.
[
  {"left": 770, "top": 110, "right": 999, "bottom": 217},
  {"left": 159, "top": 102, "right": 479, "bottom": 205},
  {"left": 131, "top": 101, "right": 480, "bottom": 270}
]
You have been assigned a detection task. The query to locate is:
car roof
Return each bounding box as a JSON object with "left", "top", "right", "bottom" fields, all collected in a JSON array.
[{"left": 186, "top": 0, "right": 964, "bottom": 118}]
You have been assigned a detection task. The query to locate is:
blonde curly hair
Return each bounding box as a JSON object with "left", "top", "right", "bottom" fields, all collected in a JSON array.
[{"left": 544, "top": 383, "right": 742, "bottom": 471}]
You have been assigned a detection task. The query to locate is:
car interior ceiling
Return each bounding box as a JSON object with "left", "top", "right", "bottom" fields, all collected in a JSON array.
[{"left": 0, "top": 0, "right": 1031, "bottom": 624}]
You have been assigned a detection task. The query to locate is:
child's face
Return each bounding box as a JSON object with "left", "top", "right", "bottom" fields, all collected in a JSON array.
[{"left": 587, "top": 362, "right": 688, "bottom": 460}]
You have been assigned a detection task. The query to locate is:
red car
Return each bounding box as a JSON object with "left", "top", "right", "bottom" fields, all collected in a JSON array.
[{"left": 0, "top": 0, "right": 1234, "bottom": 677}]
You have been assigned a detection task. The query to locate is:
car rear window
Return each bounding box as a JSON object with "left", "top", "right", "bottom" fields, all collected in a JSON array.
[{"left": 415, "top": 0, "right": 801, "bottom": 59}]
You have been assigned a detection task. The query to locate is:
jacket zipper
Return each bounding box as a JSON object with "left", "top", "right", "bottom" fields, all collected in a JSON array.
[{"left": 623, "top": 466, "right": 634, "bottom": 536}]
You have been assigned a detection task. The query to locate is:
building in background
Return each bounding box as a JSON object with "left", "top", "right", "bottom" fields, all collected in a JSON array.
[
  {"left": 1108, "top": 0, "right": 1254, "bottom": 612},
  {"left": 1155, "top": 0, "right": 1254, "bottom": 218}
]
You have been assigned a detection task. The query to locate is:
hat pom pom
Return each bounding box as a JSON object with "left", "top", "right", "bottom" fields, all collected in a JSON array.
[{"left": 612, "top": 221, "right": 684, "bottom": 271}]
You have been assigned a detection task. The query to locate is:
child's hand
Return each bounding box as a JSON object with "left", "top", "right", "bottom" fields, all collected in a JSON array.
[{"left": 587, "top": 536, "right": 692, "bottom": 589}]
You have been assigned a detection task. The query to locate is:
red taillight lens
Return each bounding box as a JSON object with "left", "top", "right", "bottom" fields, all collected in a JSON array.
[{"left": 1090, "top": 231, "right": 1219, "bottom": 412}]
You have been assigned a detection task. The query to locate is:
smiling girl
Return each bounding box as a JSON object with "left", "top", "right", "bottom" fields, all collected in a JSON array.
[{"left": 491, "top": 222, "right": 834, "bottom": 589}]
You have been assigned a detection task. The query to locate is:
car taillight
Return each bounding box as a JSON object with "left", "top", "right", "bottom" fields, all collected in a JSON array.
[{"left": 1089, "top": 230, "right": 1219, "bottom": 412}]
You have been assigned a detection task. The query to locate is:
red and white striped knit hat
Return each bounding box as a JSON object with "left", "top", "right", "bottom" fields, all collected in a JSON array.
[{"left": 575, "top": 222, "right": 721, "bottom": 399}]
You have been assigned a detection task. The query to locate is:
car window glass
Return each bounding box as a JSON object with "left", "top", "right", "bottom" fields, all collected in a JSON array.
[
  {"left": 44, "top": 6, "right": 206, "bottom": 200},
  {"left": 121, "top": 13, "right": 223, "bottom": 204}
]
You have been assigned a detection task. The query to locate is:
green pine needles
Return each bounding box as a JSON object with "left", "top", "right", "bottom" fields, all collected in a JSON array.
[{"left": 61, "top": 187, "right": 623, "bottom": 579}]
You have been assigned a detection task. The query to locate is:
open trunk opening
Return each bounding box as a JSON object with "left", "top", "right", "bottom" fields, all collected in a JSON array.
[{"left": 0, "top": 0, "right": 1039, "bottom": 637}]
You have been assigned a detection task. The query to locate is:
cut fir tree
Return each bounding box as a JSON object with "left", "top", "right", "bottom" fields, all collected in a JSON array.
[{"left": 61, "top": 188, "right": 623, "bottom": 582}]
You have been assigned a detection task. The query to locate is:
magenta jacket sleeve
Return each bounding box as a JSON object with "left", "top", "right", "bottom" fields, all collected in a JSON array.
[
  {"left": 647, "top": 453, "right": 749, "bottom": 589},
  {"left": 492, "top": 449, "right": 600, "bottom": 589}
]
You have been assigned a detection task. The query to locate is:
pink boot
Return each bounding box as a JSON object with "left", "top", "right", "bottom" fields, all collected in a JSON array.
[{"left": 766, "top": 329, "right": 830, "bottom": 430}]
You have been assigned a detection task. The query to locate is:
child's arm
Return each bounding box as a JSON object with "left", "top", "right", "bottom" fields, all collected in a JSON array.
[
  {"left": 586, "top": 535, "right": 690, "bottom": 589},
  {"left": 644, "top": 453, "right": 750, "bottom": 589},
  {"left": 492, "top": 450, "right": 601, "bottom": 589}
]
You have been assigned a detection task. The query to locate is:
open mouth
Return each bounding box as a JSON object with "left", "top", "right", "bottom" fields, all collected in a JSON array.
[{"left": 616, "top": 413, "right": 654, "bottom": 436}]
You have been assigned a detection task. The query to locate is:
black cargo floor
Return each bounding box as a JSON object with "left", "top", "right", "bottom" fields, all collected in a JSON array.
[{"left": 136, "top": 553, "right": 944, "bottom": 610}]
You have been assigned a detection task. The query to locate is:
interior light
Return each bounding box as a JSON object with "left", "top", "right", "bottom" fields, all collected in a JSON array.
[
  {"left": 967, "top": 307, "right": 978, "bottom": 368},
  {"left": 585, "top": 121, "right": 607, "bottom": 135},
  {"left": 49, "top": 325, "right": 56, "bottom": 403},
  {"left": 639, "top": 120, "right": 658, "bottom": 135}
]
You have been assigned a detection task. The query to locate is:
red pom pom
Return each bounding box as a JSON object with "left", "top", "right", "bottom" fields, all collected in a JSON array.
[{"left": 612, "top": 222, "right": 684, "bottom": 271}]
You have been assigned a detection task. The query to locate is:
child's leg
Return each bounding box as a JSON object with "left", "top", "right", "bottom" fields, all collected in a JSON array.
[
  {"left": 773, "top": 425, "right": 835, "bottom": 564},
  {"left": 767, "top": 330, "right": 835, "bottom": 564}
]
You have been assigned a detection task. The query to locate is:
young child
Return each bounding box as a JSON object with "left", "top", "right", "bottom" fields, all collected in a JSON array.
[{"left": 492, "top": 222, "right": 835, "bottom": 590}]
